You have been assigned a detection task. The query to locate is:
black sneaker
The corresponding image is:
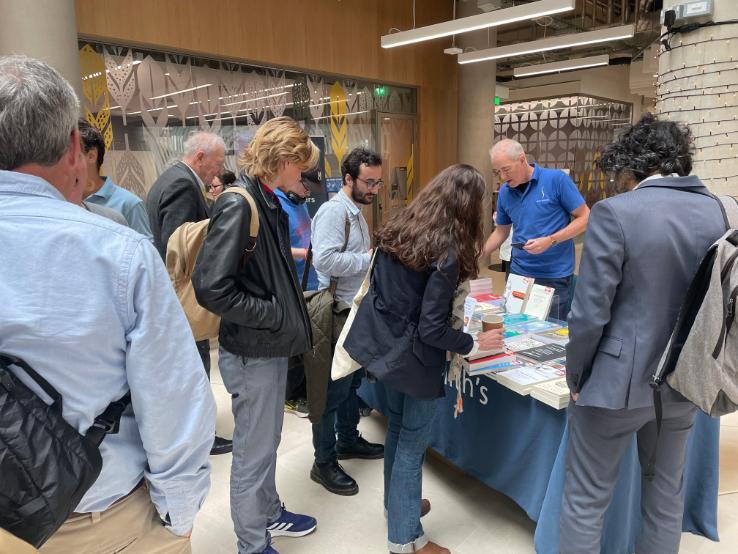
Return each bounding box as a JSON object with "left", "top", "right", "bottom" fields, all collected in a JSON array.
[
  {"left": 310, "top": 461, "right": 359, "bottom": 496},
  {"left": 336, "top": 435, "right": 384, "bottom": 460},
  {"left": 210, "top": 435, "right": 233, "bottom": 455}
]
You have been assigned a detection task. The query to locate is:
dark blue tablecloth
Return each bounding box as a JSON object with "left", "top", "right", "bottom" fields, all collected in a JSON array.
[{"left": 358, "top": 377, "right": 720, "bottom": 554}]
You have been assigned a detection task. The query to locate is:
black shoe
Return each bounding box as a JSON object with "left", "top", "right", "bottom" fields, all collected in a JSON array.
[
  {"left": 210, "top": 435, "right": 233, "bottom": 455},
  {"left": 336, "top": 435, "right": 384, "bottom": 460},
  {"left": 310, "top": 461, "right": 359, "bottom": 496}
]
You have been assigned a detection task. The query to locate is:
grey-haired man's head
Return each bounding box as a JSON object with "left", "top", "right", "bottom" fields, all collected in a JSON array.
[{"left": 0, "top": 55, "right": 84, "bottom": 202}]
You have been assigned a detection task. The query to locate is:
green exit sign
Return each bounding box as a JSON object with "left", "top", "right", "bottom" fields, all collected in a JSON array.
[
  {"left": 374, "top": 86, "right": 387, "bottom": 97},
  {"left": 494, "top": 96, "right": 501, "bottom": 106}
]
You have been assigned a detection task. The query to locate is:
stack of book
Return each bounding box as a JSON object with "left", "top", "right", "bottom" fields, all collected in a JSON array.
[
  {"left": 530, "top": 378, "right": 570, "bottom": 409},
  {"left": 467, "top": 350, "right": 518, "bottom": 376}
]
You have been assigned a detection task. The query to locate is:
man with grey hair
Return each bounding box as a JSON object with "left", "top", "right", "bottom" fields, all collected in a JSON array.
[
  {"left": 0, "top": 55, "right": 215, "bottom": 552},
  {"left": 483, "top": 138, "right": 589, "bottom": 320},
  {"left": 146, "top": 129, "right": 231, "bottom": 455}
]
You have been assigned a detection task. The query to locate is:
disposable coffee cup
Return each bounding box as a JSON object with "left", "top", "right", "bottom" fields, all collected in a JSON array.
[{"left": 482, "top": 315, "right": 504, "bottom": 331}]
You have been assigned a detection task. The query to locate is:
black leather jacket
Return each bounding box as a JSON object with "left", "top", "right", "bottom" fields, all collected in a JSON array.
[{"left": 192, "top": 175, "right": 312, "bottom": 358}]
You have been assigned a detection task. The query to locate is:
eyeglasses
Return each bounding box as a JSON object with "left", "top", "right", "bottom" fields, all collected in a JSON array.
[
  {"left": 492, "top": 165, "right": 514, "bottom": 178},
  {"left": 207, "top": 184, "right": 223, "bottom": 191},
  {"left": 356, "top": 177, "right": 384, "bottom": 189}
]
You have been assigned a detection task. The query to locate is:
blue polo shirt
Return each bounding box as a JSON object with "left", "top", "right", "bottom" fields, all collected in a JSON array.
[{"left": 495, "top": 164, "right": 584, "bottom": 279}]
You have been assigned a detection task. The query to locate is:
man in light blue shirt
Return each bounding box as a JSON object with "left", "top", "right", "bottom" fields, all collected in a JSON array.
[
  {"left": 79, "top": 120, "right": 154, "bottom": 241},
  {"left": 309, "top": 148, "right": 385, "bottom": 496},
  {"left": 0, "top": 55, "right": 215, "bottom": 552}
]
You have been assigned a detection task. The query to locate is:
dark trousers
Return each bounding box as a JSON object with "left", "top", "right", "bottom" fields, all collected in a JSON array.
[
  {"left": 560, "top": 401, "right": 697, "bottom": 554},
  {"left": 196, "top": 339, "right": 211, "bottom": 379},
  {"left": 312, "top": 369, "right": 364, "bottom": 464},
  {"left": 285, "top": 359, "right": 306, "bottom": 402}
]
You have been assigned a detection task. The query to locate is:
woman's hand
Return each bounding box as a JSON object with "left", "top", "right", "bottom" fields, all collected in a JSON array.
[{"left": 477, "top": 328, "right": 505, "bottom": 351}]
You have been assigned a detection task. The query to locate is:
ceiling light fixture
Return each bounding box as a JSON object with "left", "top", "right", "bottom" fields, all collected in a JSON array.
[
  {"left": 513, "top": 54, "right": 610, "bottom": 77},
  {"left": 458, "top": 24, "right": 634, "bottom": 64},
  {"left": 381, "top": 0, "right": 575, "bottom": 49}
]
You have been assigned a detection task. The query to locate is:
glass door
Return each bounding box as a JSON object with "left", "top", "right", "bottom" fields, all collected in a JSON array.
[{"left": 370, "top": 112, "right": 417, "bottom": 237}]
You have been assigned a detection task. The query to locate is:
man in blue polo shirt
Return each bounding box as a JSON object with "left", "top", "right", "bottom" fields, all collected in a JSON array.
[{"left": 483, "top": 139, "right": 590, "bottom": 320}]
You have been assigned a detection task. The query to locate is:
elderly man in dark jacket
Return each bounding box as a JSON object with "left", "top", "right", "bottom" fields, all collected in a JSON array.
[{"left": 145, "top": 131, "right": 230, "bottom": 455}]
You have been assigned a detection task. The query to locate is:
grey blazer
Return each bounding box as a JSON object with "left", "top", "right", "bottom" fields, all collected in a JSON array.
[
  {"left": 567, "top": 176, "right": 727, "bottom": 409},
  {"left": 146, "top": 161, "right": 210, "bottom": 260}
]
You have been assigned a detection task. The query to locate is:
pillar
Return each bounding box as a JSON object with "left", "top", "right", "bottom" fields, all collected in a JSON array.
[
  {"left": 657, "top": 0, "right": 738, "bottom": 195},
  {"left": 0, "top": 0, "right": 83, "bottom": 101},
  {"left": 456, "top": 3, "right": 497, "bottom": 266}
]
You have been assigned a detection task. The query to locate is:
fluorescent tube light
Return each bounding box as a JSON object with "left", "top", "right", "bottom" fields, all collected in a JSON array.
[
  {"left": 513, "top": 54, "right": 610, "bottom": 77},
  {"left": 381, "top": 0, "right": 575, "bottom": 49},
  {"left": 458, "top": 24, "right": 634, "bottom": 64}
]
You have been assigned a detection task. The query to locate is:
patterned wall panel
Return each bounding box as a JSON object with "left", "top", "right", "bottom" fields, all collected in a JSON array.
[
  {"left": 80, "top": 41, "right": 416, "bottom": 198},
  {"left": 494, "top": 95, "right": 632, "bottom": 205}
]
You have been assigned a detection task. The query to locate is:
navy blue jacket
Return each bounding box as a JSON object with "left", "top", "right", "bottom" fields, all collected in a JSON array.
[{"left": 344, "top": 248, "right": 474, "bottom": 399}]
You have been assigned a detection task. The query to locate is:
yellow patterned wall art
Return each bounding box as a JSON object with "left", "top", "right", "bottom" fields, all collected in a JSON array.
[
  {"left": 79, "top": 44, "right": 113, "bottom": 150},
  {"left": 406, "top": 144, "right": 415, "bottom": 201},
  {"left": 329, "top": 81, "right": 348, "bottom": 176}
]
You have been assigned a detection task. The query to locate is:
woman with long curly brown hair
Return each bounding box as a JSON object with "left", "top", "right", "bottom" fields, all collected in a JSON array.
[{"left": 344, "top": 164, "right": 504, "bottom": 554}]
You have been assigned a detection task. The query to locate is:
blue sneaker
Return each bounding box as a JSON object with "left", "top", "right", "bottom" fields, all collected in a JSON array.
[{"left": 266, "top": 503, "right": 317, "bottom": 538}]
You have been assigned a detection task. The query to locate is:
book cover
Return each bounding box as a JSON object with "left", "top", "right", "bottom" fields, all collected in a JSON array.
[
  {"left": 503, "top": 274, "right": 535, "bottom": 314},
  {"left": 535, "top": 328, "right": 570, "bottom": 344},
  {"left": 516, "top": 343, "right": 567, "bottom": 363},
  {"left": 523, "top": 284, "right": 555, "bottom": 321}
]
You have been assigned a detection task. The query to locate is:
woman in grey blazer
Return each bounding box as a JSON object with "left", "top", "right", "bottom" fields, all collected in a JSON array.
[{"left": 561, "top": 114, "right": 727, "bottom": 554}]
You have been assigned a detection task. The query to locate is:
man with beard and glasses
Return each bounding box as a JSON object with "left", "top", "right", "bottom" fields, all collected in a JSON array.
[{"left": 308, "top": 148, "right": 385, "bottom": 496}]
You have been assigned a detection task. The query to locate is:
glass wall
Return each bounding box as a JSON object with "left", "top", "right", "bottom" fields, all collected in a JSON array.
[
  {"left": 78, "top": 41, "right": 416, "bottom": 216},
  {"left": 494, "top": 95, "right": 632, "bottom": 205}
]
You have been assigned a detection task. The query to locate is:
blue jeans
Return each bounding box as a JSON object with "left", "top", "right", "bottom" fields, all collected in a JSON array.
[
  {"left": 335, "top": 368, "right": 363, "bottom": 444},
  {"left": 534, "top": 275, "right": 572, "bottom": 321},
  {"left": 383, "top": 383, "right": 439, "bottom": 551},
  {"left": 312, "top": 373, "right": 353, "bottom": 464}
]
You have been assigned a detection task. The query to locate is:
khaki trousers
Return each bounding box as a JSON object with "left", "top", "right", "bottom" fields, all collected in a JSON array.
[
  {"left": 0, "top": 528, "right": 37, "bottom": 554},
  {"left": 38, "top": 486, "right": 191, "bottom": 554}
]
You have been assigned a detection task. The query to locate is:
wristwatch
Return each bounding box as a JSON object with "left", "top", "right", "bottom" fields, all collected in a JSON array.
[{"left": 549, "top": 236, "right": 558, "bottom": 246}]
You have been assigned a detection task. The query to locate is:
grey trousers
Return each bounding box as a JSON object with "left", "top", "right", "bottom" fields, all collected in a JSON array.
[
  {"left": 219, "top": 349, "right": 287, "bottom": 554},
  {"left": 560, "top": 400, "right": 697, "bottom": 554}
]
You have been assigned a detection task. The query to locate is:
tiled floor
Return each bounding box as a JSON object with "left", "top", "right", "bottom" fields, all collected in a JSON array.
[{"left": 192, "top": 350, "right": 738, "bottom": 553}]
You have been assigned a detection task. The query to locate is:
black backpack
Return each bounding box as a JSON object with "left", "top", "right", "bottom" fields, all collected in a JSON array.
[{"left": 0, "top": 353, "right": 130, "bottom": 547}]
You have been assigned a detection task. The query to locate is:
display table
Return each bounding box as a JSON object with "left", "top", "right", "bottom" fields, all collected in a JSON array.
[{"left": 358, "top": 378, "right": 720, "bottom": 554}]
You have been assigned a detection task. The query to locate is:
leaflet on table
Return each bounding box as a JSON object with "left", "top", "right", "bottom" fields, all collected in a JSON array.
[
  {"left": 504, "top": 274, "right": 535, "bottom": 314},
  {"left": 523, "top": 284, "right": 555, "bottom": 321}
]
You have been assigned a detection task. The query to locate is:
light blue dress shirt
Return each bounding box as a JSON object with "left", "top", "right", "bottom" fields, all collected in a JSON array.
[
  {"left": 311, "top": 189, "right": 372, "bottom": 303},
  {"left": 0, "top": 170, "right": 215, "bottom": 535},
  {"left": 86, "top": 176, "right": 154, "bottom": 241}
]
